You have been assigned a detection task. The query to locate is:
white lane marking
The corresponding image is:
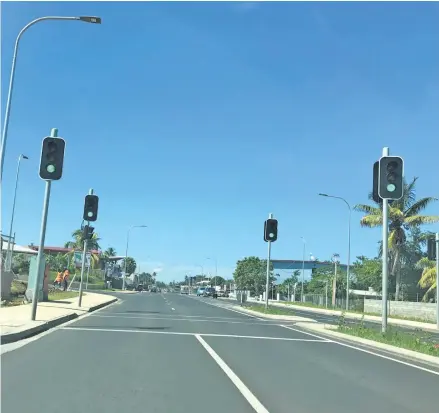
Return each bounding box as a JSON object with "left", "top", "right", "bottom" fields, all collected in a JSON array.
[
  {"left": 195, "top": 334, "right": 270, "bottom": 413},
  {"left": 184, "top": 296, "right": 265, "bottom": 321},
  {"left": 60, "top": 326, "right": 329, "bottom": 342},
  {"left": 89, "top": 314, "right": 301, "bottom": 328},
  {"left": 0, "top": 299, "right": 119, "bottom": 355},
  {"left": 280, "top": 324, "right": 333, "bottom": 341},
  {"left": 171, "top": 308, "right": 175, "bottom": 311},
  {"left": 280, "top": 325, "right": 439, "bottom": 376}
]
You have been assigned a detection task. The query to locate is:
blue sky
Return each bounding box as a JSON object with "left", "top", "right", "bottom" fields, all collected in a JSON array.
[{"left": 1, "top": 1, "right": 439, "bottom": 283}]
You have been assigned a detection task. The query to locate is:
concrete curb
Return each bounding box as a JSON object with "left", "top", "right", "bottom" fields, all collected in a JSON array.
[
  {"left": 296, "top": 322, "right": 439, "bottom": 366},
  {"left": 1, "top": 296, "right": 118, "bottom": 345},
  {"left": 1, "top": 313, "right": 79, "bottom": 345}
]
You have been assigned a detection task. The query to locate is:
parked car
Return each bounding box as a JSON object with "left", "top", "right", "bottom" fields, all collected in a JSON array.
[{"left": 203, "top": 287, "right": 218, "bottom": 299}]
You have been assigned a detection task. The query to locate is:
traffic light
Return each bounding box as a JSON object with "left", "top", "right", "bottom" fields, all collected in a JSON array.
[
  {"left": 264, "top": 219, "right": 278, "bottom": 242},
  {"left": 82, "top": 225, "right": 95, "bottom": 240},
  {"left": 83, "top": 195, "right": 99, "bottom": 222},
  {"left": 427, "top": 238, "right": 436, "bottom": 260},
  {"left": 378, "top": 156, "right": 404, "bottom": 200},
  {"left": 372, "top": 161, "right": 380, "bottom": 203},
  {"left": 39, "top": 137, "right": 66, "bottom": 180}
]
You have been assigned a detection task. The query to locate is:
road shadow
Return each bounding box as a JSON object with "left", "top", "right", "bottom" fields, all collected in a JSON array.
[{"left": 47, "top": 300, "right": 73, "bottom": 304}]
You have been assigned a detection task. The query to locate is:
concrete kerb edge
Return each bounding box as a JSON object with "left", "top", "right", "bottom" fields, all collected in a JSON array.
[
  {"left": 1, "top": 296, "right": 118, "bottom": 345},
  {"left": 230, "top": 305, "right": 318, "bottom": 322},
  {"left": 0, "top": 313, "right": 78, "bottom": 345}
]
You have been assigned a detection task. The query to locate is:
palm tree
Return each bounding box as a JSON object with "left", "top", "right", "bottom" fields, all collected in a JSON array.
[
  {"left": 64, "top": 228, "right": 101, "bottom": 268},
  {"left": 103, "top": 247, "right": 117, "bottom": 257},
  {"left": 416, "top": 257, "right": 437, "bottom": 301},
  {"left": 354, "top": 177, "right": 438, "bottom": 300}
]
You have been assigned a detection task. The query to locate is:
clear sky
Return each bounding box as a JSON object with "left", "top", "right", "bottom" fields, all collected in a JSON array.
[{"left": 1, "top": 1, "right": 438, "bottom": 283}]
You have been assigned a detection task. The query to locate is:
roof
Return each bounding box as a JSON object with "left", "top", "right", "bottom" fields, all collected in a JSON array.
[
  {"left": 1, "top": 242, "right": 38, "bottom": 255},
  {"left": 28, "top": 245, "right": 101, "bottom": 254}
]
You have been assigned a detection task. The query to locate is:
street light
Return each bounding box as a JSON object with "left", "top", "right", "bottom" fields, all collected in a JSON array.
[
  {"left": 5, "top": 153, "right": 29, "bottom": 270},
  {"left": 124, "top": 225, "right": 147, "bottom": 290},
  {"left": 300, "top": 237, "right": 306, "bottom": 303},
  {"left": 319, "top": 193, "right": 352, "bottom": 310},
  {"left": 206, "top": 257, "right": 218, "bottom": 286},
  {"left": 0, "top": 15, "right": 102, "bottom": 182}
]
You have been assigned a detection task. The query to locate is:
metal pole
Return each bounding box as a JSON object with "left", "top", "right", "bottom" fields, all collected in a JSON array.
[
  {"left": 5, "top": 154, "right": 28, "bottom": 270},
  {"left": 301, "top": 237, "right": 305, "bottom": 302},
  {"left": 381, "top": 147, "right": 390, "bottom": 333},
  {"left": 435, "top": 232, "right": 439, "bottom": 330},
  {"left": 85, "top": 255, "right": 91, "bottom": 290},
  {"left": 30, "top": 128, "right": 57, "bottom": 321},
  {"left": 78, "top": 239, "right": 88, "bottom": 307},
  {"left": 346, "top": 206, "right": 351, "bottom": 311},
  {"left": 265, "top": 213, "right": 273, "bottom": 309},
  {"left": 0, "top": 16, "right": 98, "bottom": 182},
  {"left": 78, "top": 188, "right": 93, "bottom": 306},
  {"left": 124, "top": 228, "right": 130, "bottom": 291},
  {"left": 325, "top": 280, "right": 328, "bottom": 308}
]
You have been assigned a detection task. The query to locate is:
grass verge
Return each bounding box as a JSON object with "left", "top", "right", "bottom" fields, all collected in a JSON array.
[
  {"left": 48, "top": 291, "right": 80, "bottom": 301},
  {"left": 246, "top": 305, "right": 294, "bottom": 316},
  {"left": 336, "top": 317, "right": 439, "bottom": 357}
]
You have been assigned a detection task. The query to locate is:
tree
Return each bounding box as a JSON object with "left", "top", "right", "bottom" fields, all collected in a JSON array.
[
  {"left": 103, "top": 247, "right": 117, "bottom": 257},
  {"left": 122, "top": 257, "right": 136, "bottom": 275},
  {"left": 65, "top": 228, "right": 101, "bottom": 268},
  {"left": 11, "top": 253, "right": 31, "bottom": 274},
  {"left": 210, "top": 276, "right": 225, "bottom": 286},
  {"left": 416, "top": 258, "right": 437, "bottom": 302},
  {"left": 233, "top": 256, "right": 275, "bottom": 296},
  {"left": 354, "top": 177, "right": 439, "bottom": 300},
  {"left": 352, "top": 256, "right": 382, "bottom": 292}
]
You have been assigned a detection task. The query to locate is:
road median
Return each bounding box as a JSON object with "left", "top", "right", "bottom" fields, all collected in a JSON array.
[{"left": 0, "top": 292, "right": 117, "bottom": 345}]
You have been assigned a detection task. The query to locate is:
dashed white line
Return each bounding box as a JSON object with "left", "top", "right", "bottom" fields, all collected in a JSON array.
[{"left": 195, "top": 334, "right": 270, "bottom": 413}]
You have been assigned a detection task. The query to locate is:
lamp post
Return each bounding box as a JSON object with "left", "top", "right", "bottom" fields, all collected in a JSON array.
[
  {"left": 124, "top": 225, "right": 147, "bottom": 290},
  {"left": 5, "top": 153, "right": 29, "bottom": 270},
  {"left": 206, "top": 257, "right": 218, "bottom": 286},
  {"left": 319, "top": 193, "right": 352, "bottom": 310},
  {"left": 300, "top": 237, "right": 306, "bottom": 302},
  {"left": 0, "top": 15, "right": 102, "bottom": 181}
]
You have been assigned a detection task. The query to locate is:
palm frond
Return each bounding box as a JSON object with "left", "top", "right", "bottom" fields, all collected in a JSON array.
[
  {"left": 388, "top": 206, "right": 404, "bottom": 222},
  {"left": 402, "top": 177, "right": 418, "bottom": 209},
  {"left": 360, "top": 215, "right": 382, "bottom": 228},
  {"left": 404, "top": 197, "right": 438, "bottom": 217},
  {"left": 405, "top": 215, "right": 439, "bottom": 227},
  {"left": 354, "top": 204, "right": 381, "bottom": 215}
]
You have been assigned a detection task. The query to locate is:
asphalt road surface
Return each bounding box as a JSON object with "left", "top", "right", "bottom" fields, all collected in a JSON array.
[{"left": 1, "top": 292, "right": 438, "bottom": 413}]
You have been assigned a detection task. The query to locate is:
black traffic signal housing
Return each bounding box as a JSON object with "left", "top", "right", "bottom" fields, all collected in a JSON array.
[
  {"left": 427, "top": 237, "right": 436, "bottom": 260},
  {"left": 83, "top": 225, "right": 95, "bottom": 240},
  {"left": 264, "top": 219, "right": 278, "bottom": 242},
  {"left": 39, "top": 137, "right": 66, "bottom": 180},
  {"left": 378, "top": 156, "right": 404, "bottom": 200},
  {"left": 83, "top": 195, "right": 99, "bottom": 222}
]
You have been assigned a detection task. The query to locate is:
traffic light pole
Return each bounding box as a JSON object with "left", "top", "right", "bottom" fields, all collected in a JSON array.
[
  {"left": 381, "top": 147, "right": 390, "bottom": 333},
  {"left": 265, "top": 213, "right": 273, "bottom": 309},
  {"left": 78, "top": 188, "right": 93, "bottom": 307},
  {"left": 30, "top": 127, "right": 57, "bottom": 321}
]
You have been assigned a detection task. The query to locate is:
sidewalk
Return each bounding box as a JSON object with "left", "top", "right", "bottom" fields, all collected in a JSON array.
[
  {"left": 221, "top": 296, "right": 438, "bottom": 332},
  {"left": 0, "top": 292, "right": 117, "bottom": 344}
]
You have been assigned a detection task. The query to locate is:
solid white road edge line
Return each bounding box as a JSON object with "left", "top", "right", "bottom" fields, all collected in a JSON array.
[
  {"left": 280, "top": 325, "right": 439, "bottom": 376},
  {"left": 195, "top": 334, "right": 270, "bottom": 413},
  {"left": 60, "top": 326, "right": 330, "bottom": 342},
  {"left": 184, "top": 295, "right": 266, "bottom": 321}
]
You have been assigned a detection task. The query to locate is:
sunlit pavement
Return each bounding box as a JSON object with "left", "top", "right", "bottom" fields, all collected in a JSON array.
[{"left": 1, "top": 292, "right": 438, "bottom": 413}]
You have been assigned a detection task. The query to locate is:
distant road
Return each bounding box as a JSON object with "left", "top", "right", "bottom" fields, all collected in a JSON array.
[{"left": 1, "top": 291, "right": 438, "bottom": 413}]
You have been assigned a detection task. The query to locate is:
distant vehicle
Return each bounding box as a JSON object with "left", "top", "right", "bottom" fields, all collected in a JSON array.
[
  {"left": 196, "top": 287, "right": 206, "bottom": 296},
  {"left": 150, "top": 286, "right": 157, "bottom": 293},
  {"left": 180, "top": 285, "right": 189, "bottom": 295},
  {"left": 135, "top": 284, "right": 144, "bottom": 292},
  {"left": 203, "top": 287, "right": 218, "bottom": 299}
]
